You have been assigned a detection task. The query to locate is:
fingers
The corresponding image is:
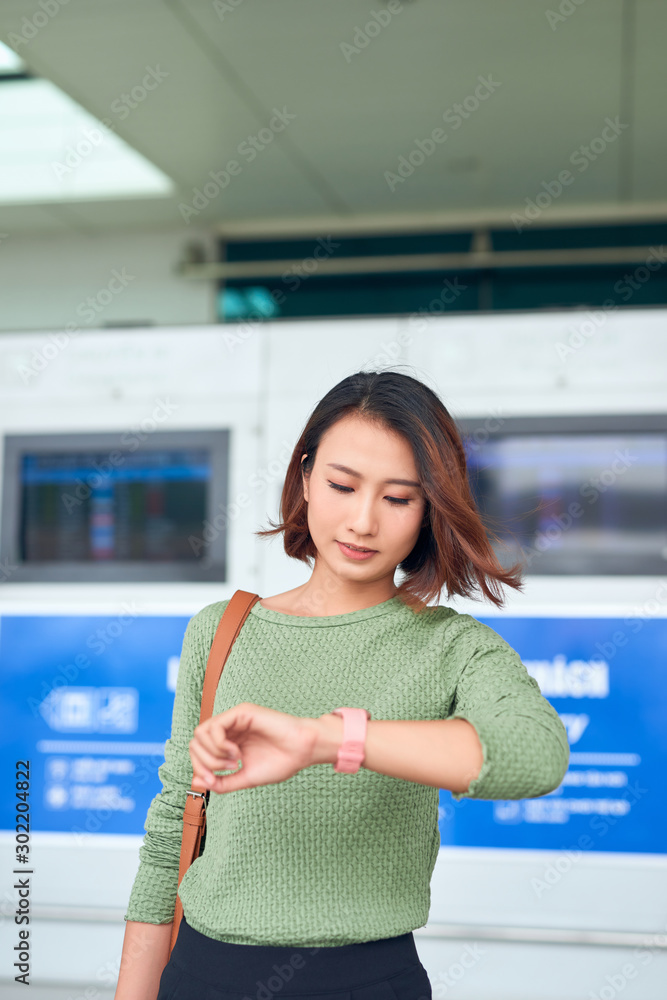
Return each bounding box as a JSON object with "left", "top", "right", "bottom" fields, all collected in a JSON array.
[
  {"left": 193, "top": 717, "right": 241, "bottom": 761},
  {"left": 191, "top": 735, "right": 240, "bottom": 768},
  {"left": 190, "top": 771, "right": 210, "bottom": 794},
  {"left": 189, "top": 739, "right": 240, "bottom": 783},
  {"left": 188, "top": 711, "right": 247, "bottom": 790},
  {"left": 203, "top": 768, "right": 250, "bottom": 794}
]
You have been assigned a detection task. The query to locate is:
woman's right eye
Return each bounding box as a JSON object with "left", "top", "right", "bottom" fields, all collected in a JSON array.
[{"left": 326, "top": 481, "right": 411, "bottom": 506}]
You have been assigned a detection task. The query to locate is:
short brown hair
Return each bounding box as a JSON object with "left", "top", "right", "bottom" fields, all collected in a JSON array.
[{"left": 255, "top": 369, "right": 524, "bottom": 613}]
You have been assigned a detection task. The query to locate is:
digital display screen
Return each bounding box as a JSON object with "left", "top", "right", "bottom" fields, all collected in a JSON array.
[
  {"left": 463, "top": 431, "right": 667, "bottom": 574},
  {"left": 19, "top": 449, "right": 209, "bottom": 563}
]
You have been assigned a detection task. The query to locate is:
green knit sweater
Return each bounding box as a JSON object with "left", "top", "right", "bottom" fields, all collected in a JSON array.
[{"left": 123, "top": 596, "right": 569, "bottom": 946}]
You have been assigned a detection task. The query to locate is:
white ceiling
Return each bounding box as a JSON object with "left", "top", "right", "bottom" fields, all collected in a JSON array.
[{"left": 0, "top": 0, "right": 666, "bottom": 239}]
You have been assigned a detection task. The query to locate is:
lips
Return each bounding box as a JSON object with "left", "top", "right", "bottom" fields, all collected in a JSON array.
[{"left": 337, "top": 541, "right": 377, "bottom": 552}]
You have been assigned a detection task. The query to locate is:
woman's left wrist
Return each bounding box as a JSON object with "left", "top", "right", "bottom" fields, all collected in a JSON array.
[{"left": 302, "top": 713, "right": 344, "bottom": 766}]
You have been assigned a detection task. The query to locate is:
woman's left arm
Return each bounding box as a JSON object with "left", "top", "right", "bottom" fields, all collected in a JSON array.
[
  {"left": 311, "top": 637, "right": 571, "bottom": 799},
  {"left": 190, "top": 634, "right": 570, "bottom": 800},
  {"left": 308, "top": 713, "right": 487, "bottom": 794}
]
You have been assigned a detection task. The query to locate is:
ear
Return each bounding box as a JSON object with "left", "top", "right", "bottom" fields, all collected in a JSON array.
[{"left": 300, "top": 453, "right": 309, "bottom": 502}]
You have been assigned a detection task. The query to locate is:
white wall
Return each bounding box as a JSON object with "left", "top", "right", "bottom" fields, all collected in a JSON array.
[
  {"left": 0, "top": 228, "right": 217, "bottom": 333},
  {"left": 0, "top": 312, "right": 666, "bottom": 998}
]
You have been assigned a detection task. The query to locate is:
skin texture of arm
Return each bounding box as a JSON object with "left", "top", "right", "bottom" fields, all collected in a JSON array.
[
  {"left": 308, "top": 713, "right": 485, "bottom": 791},
  {"left": 188, "top": 704, "right": 486, "bottom": 795},
  {"left": 187, "top": 610, "right": 570, "bottom": 804}
]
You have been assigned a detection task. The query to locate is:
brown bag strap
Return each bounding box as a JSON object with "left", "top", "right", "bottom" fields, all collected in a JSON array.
[{"left": 169, "top": 589, "right": 260, "bottom": 958}]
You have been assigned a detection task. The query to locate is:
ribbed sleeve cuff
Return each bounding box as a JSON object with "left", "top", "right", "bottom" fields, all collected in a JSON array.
[
  {"left": 123, "top": 863, "right": 179, "bottom": 925},
  {"left": 448, "top": 709, "right": 570, "bottom": 802}
]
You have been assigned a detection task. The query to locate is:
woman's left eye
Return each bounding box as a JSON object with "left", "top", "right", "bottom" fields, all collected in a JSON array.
[{"left": 327, "top": 481, "right": 410, "bottom": 505}]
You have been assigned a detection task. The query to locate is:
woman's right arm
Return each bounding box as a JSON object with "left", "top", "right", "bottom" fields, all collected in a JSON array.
[
  {"left": 114, "top": 921, "right": 173, "bottom": 1000},
  {"left": 115, "top": 601, "right": 228, "bottom": 996}
]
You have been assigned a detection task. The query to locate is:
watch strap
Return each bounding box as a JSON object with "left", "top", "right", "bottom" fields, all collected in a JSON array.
[{"left": 330, "top": 707, "right": 371, "bottom": 773}]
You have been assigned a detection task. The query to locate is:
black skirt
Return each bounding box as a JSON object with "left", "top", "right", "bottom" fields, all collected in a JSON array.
[{"left": 157, "top": 914, "right": 433, "bottom": 1000}]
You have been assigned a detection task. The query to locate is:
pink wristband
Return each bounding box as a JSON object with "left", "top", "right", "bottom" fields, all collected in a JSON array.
[{"left": 330, "top": 707, "right": 371, "bottom": 773}]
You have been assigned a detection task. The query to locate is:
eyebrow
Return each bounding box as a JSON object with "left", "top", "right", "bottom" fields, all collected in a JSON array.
[{"left": 325, "top": 463, "right": 422, "bottom": 488}]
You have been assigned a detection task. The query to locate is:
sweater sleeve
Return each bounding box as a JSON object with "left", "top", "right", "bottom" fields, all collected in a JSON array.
[
  {"left": 123, "top": 600, "right": 228, "bottom": 924},
  {"left": 447, "top": 617, "right": 570, "bottom": 802}
]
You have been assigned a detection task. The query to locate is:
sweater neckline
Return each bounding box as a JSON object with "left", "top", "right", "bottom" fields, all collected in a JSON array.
[{"left": 249, "top": 595, "right": 406, "bottom": 627}]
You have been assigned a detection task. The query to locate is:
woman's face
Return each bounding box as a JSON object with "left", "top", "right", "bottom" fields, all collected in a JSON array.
[{"left": 301, "top": 413, "right": 426, "bottom": 587}]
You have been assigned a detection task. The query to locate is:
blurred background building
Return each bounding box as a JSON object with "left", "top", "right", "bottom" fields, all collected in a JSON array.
[{"left": 0, "top": 1, "right": 666, "bottom": 997}]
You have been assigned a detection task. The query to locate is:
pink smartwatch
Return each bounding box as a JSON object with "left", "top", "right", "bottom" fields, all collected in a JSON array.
[{"left": 330, "top": 707, "right": 371, "bottom": 773}]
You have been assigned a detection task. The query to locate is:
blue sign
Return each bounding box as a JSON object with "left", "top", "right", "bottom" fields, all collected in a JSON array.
[
  {"left": 0, "top": 611, "right": 189, "bottom": 836},
  {"left": 439, "top": 616, "right": 667, "bottom": 854},
  {"left": 2, "top": 612, "right": 664, "bottom": 854}
]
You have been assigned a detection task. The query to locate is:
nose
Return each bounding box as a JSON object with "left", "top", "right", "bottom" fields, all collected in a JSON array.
[{"left": 346, "top": 492, "right": 379, "bottom": 540}]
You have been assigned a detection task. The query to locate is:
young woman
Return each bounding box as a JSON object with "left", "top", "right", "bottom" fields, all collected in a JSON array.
[{"left": 116, "top": 369, "right": 570, "bottom": 1000}]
